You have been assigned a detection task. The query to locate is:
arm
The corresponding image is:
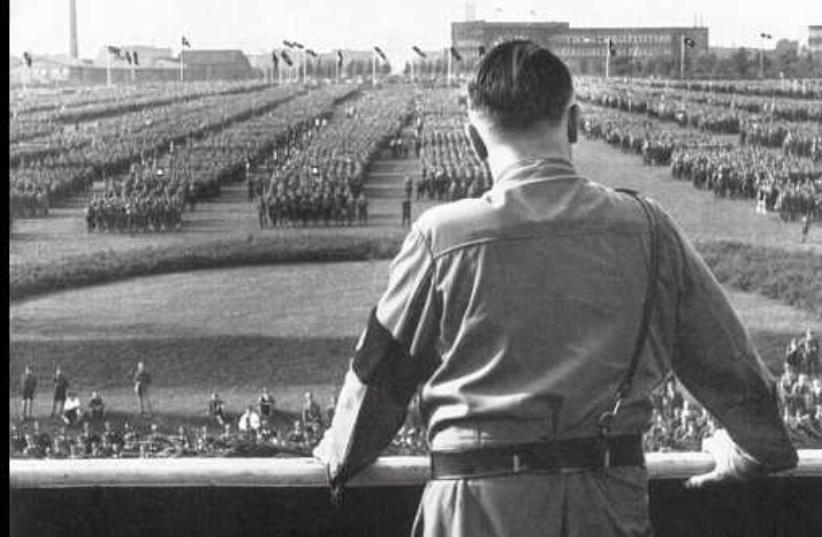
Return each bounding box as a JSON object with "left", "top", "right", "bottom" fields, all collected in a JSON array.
[
  {"left": 313, "top": 227, "right": 440, "bottom": 497},
  {"left": 661, "top": 214, "right": 797, "bottom": 477}
]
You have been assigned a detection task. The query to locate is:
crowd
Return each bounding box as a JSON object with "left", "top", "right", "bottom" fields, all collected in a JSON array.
[
  {"left": 417, "top": 89, "right": 492, "bottom": 201},
  {"left": 11, "top": 362, "right": 427, "bottom": 460},
  {"left": 9, "top": 85, "right": 303, "bottom": 220},
  {"left": 245, "top": 87, "right": 415, "bottom": 228},
  {"left": 741, "top": 120, "right": 822, "bottom": 161},
  {"left": 12, "top": 329, "right": 820, "bottom": 460}
]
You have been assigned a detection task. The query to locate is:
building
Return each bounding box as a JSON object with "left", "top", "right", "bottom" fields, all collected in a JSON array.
[
  {"left": 452, "top": 21, "right": 709, "bottom": 74},
  {"left": 176, "top": 49, "right": 256, "bottom": 80},
  {"left": 806, "top": 25, "right": 822, "bottom": 56}
]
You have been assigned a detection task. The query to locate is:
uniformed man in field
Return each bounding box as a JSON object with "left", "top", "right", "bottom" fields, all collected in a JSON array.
[
  {"left": 314, "top": 41, "right": 797, "bottom": 537},
  {"left": 133, "top": 361, "right": 152, "bottom": 416},
  {"left": 20, "top": 365, "right": 37, "bottom": 421}
]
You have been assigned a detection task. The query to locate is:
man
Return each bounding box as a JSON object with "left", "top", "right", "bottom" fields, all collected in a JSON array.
[
  {"left": 209, "top": 392, "right": 227, "bottom": 426},
  {"left": 314, "top": 41, "right": 797, "bottom": 537},
  {"left": 238, "top": 405, "right": 261, "bottom": 437},
  {"left": 20, "top": 365, "right": 37, "bottom": 420},
  {"left": 62, "top": 392, "right": 82, "bottom": 427},
  {"left": 258, "top": 388, "right": 275, "bottom": 420},
  {"left": 88, "top": 390, "right": 105, "bottom": 422},
  {"left": 401, "top": 199, "right": 412, "bottom": 227},
  {"left": 51, "top": 366, "right": 69, "bottom": 417},
  {"left": 803, "top": 328, "right": 820, "bottom": 377},
  {"left": 133, "top": 361, "right": 152, "bottom": 416},
  {"left": 301, "top": 391, "right": 323, "bottom": 435}
]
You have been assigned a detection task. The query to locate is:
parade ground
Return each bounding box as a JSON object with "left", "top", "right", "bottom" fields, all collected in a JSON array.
[{"left": 9, "top": 136, "right": 821, "bottom": 425}]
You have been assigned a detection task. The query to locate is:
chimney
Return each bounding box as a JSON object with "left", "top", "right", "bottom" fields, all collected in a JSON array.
[{"left": 69, "top": 0, "right": 78, "bottom": 59}]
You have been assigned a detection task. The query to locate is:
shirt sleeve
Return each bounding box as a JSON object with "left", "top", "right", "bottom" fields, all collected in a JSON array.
[
  {"left": 662, "top": 215, "right": 798, "bottom": 472},
  {"left": 314, "top": 226, "right": 440, "bottom": 495}
]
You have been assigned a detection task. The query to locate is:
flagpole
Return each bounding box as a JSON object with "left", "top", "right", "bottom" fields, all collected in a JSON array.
[
  {"left": 410, "top": 58, "right": 415, "bottom": 84},
  {"left": 680, "top": 37, "right": 685, "bottom": 80},
  {"left": 180, "top": 48, "right": 184, "bottom": 83},
  {"left": 447, "top": 48, "right": 452, "bottom": 86},
  {"left": 107, "top": 51, "right": 112, "bottom": 87},
  {"left": 605, "top": 40, "right": 610, "bottom": 79},
  {"left": 372, "top": 51, "right": 377, "bottom": 87}
]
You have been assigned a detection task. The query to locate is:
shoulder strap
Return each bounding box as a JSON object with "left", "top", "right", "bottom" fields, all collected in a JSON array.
[{"left": 613, "top": 188, "right": 661, "bottom": 404}]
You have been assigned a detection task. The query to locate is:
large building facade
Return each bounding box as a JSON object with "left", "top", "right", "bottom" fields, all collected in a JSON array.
[{"left": 452, "top": 21, "right": 709, "bottom": 74}]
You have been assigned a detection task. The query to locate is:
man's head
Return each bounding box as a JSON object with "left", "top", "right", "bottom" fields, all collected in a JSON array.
[{"left": 466, "top": 40, "right": 577, "bottom": 163}]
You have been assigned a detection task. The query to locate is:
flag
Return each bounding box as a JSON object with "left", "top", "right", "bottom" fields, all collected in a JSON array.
[
  {"left": 374, "top": 46, "right": 387, "bottom": 61},
  {"left": 292, "top": 41, "right": 304, "bottom": 50},
  {"left": 107, "top": 45, "right": 122, "bottom": 58},
  {"left": 450, "top": 47, "right": 462, "bottom": 61},
  {"left": 608, "top": 39, "right": 617, "bottom": 57},
  {"left": 760, "top": 32, "right": 772, "bottom": 39},
  {"left": 478, "top": 46, "right": 486, "bottom": 57},
  {"left": 283, "top": 40, "right": 293, "bottom": 48},
  {"left": 181, "top": 36, "right": 191, "bottom": 48},
  {"left": 305, "top": 49, "right": 317, "bottom": 58},
  {"left": 412, "top": 46, "right": 427, "bottom": 58},
  {"left": 125, "top": 50, "right": 133, "bottom": 64},
  {"left": 280, "top": 51, "right": 293, "bottom": 66},
  {"left": 683, "top": 37, "right": 696, "bottom": 48},
  {"left": 133, "top": 51, "right": 139, "bottom": 65},
  {"left": 272, "top": 51, "right": 279, "bottom": 66},
  {"left": 337, "top": 50, "right": 344, "bottom": 69},
  {"left": 22, "top": 51, "right": 32, "bottom": 67}
]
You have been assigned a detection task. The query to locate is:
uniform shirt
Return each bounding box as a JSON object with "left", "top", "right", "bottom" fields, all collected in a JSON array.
[{"left": 319, "top": 157, "right": 796, "bottom": 480}]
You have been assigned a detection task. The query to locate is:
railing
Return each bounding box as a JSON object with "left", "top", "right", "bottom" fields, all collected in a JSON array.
[
  {"left": 10, "top": 451, "right": 822, "bottom": 488},
  {"left": 10, "top": 451, "right": 822, "bottom": 537}
]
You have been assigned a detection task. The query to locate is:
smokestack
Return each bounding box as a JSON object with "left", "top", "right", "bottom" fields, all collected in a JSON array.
[
  {"left": 465, "top": 0, "right": 476, "bottom": 22},
  {"left": 69, "top": 0, "right": 78, "bottom": 59}
]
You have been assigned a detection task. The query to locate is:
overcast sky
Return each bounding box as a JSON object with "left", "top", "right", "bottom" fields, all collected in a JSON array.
[{"left": 9, "top": 0, "right": 821, "bottom": 63}]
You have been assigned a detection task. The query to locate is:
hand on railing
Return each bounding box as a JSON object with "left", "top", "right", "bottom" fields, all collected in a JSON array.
[{"left": 685, "top": 429, "right": 763, "bottom": 488}]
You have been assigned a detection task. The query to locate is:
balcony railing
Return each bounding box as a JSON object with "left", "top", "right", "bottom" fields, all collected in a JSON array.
[{"left": 10, "top": 451, "right": 822, "bottom": 537}]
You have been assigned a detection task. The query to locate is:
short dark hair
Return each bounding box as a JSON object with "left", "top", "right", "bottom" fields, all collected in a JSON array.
[{"left": 467, "top": 40, "right": 574, "bottom": 131}]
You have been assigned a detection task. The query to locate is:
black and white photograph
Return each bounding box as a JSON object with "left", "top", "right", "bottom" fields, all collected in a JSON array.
[{"left": 8, "top": 0, "right": 822, "bottom": 535}]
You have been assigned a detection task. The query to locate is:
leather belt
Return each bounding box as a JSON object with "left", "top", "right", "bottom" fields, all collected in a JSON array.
[{"left": 430, "top": 435, "right": 644, "bottom": 480}]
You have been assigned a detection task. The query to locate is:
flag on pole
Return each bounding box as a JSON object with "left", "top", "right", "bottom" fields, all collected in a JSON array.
[
  {"left": 412, "top": 46, "right": 427, "bottom": 58},
  {"left": 608, "top": 39, "right": 617, "bottom": 56},
  {"left": 22, "top": 51, "right": 32, "bottom": 67},
  {"left": 283, "top": 40, "right": 294, "bottom": 48},
  {"left": 374, "top": 46, "right": 387, "bottom": 62},
  {"left": 280, "top": 51, "right": 293, "bottom": 66},
  {"left": 133, "top": 51, "right": 139, "bottom": 65},
  {"left": 107, "top": 45, "right": 123, "bottom": 58},
  {"left": 272, "top": 51, "right": 279, "bottom": 66},
  {"left": 292, "top": 41, "right": 304, "bottom": 50},
  {"left": 450, "top": 47, "right": 462, "bottom": 61},
  {"left": 337, "top": 50, "right": 344, "bottom": 69},
  {"left": 125, "top": 50, "right": 133, "bottom": 64},
  {"left": 683, "top": 37, "right": 696, "bottom": 48},
  {"left": 305, "top": 49, "right": 317, "bottom": 58},
  {"left": 181, "top": 36, "right": 191, "bottom": 48}
]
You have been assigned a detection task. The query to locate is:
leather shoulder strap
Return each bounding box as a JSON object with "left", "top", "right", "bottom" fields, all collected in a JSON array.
[{"left": 614, "top": 188, "right": 661, "bottom": 402}]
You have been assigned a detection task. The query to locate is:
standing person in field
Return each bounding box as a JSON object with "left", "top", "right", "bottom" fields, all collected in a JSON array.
[
  {"left": 401, "top": 198, "right": 412, "bottom": 227},
  {"left": 133, "top": 361, "right": 152, "bottom": 416},
  {"left": 20, "top": 365, "right": 37, "bottom": 421},
  {"left": 801, "top": 212, "right": 811, "bottom": 243},
  {"left": 314, "top": 40, "right": 797, "bottom": 537},
  {"left": 51, "top": 366, "right": 69, "bottom": 418}
]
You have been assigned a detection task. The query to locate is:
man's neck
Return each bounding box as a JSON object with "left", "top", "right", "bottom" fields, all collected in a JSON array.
[{"left": 486, "top": 137, "right": 572, "bottom": 184}]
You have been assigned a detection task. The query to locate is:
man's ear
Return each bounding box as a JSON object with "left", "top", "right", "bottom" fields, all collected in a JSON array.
[
  {"left": 567, "top": 104, "right": 579, "bottom": 145},
  {"left": 465, "top": 123, "right": 488, "bottom": 161}
]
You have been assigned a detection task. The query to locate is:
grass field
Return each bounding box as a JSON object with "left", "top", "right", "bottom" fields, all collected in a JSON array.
[{"left": 10, "top": 260, "right": 819, "bottom": 421}]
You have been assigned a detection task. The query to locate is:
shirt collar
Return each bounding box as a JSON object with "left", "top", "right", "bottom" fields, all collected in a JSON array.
[{"left": 494, "top": 157, "right": 579, "bottom": 188}]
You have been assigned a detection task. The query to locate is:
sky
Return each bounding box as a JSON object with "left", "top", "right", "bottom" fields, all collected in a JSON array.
[{"left": 9, "top": 0, "right": 822, "bottom": 64}]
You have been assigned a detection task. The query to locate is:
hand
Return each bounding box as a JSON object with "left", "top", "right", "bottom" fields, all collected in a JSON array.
[{"left": 685, "top": 429, "right": 764, "bottom": 489}]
